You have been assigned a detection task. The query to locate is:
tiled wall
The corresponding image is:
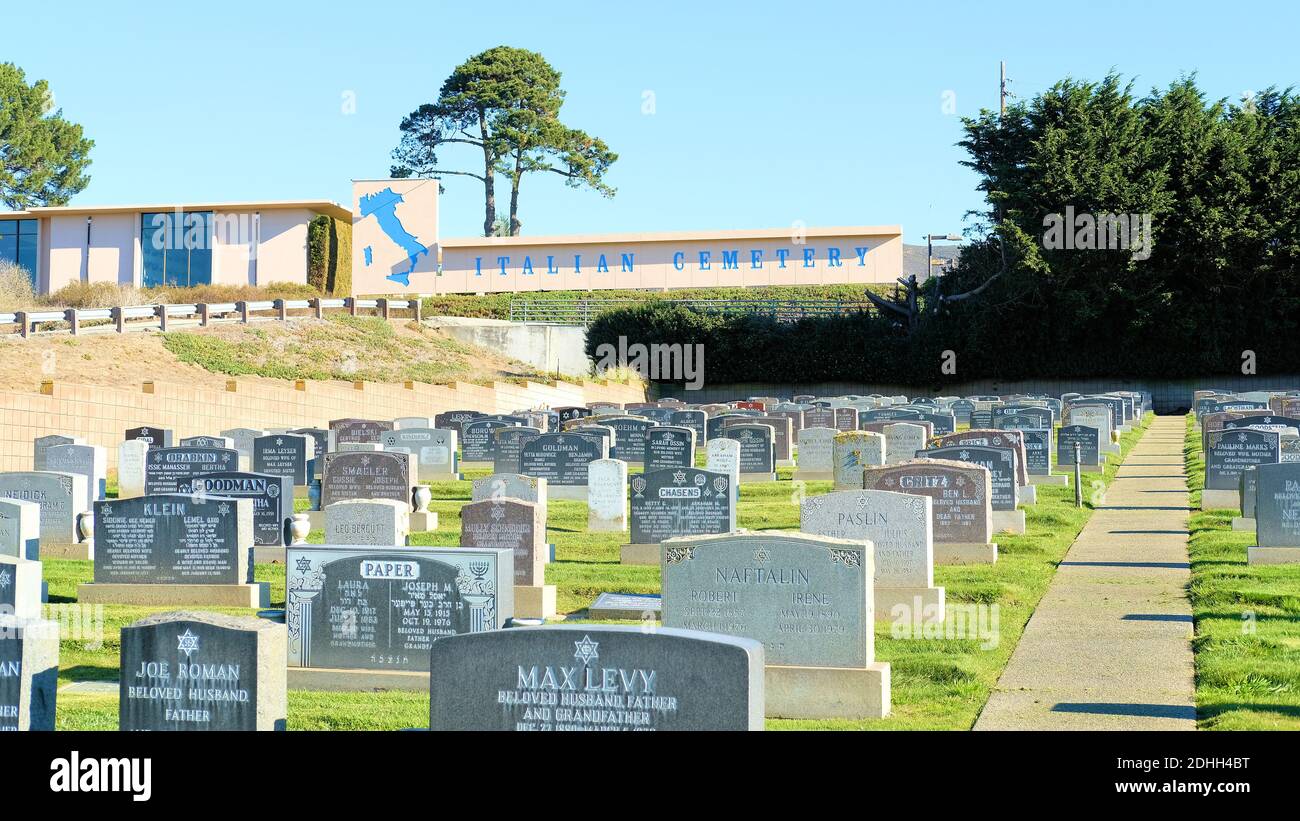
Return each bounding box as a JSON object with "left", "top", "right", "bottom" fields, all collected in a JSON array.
[{"left": 1, "top": 377, "right": 646, "bottom": 473}]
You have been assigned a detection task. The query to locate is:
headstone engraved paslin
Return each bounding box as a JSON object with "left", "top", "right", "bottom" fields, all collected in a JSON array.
[
  {"left": 428, "top": 625, "right": 765, "bottom": 731},
  {"left": 799, "top": 490, "right": 935, "bottom": 589},
  {"left": 644, "top": 427, "right": 697, "bottom": 471},
  {"left": 252, "top": 434, "right": 312, "bottom": 486},
  {"left": 119, "top": 611, "right": 286, "bottom": 731},
  {"left": 92, "top": 495, "right": 254, "bottom": 585},
  {"left": 183, "top": 472, "right": 293, "bottom": 546},
  {"left": 285, "top": 545, "right": 512, "bottom": 672},
  {"left": 144, "top": 447, "right": 240, "bottom": 495},
  {"left": 0, "top": 616, "right": 58, "bottom": 731}
]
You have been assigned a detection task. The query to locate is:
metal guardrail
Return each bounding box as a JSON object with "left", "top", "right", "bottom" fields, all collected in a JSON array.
[
  {"left": 1, "top": 297, "right": 422, "bottom": 338},
  {"left": 508, "top": 297, "right": 875, "bottom": 325}
]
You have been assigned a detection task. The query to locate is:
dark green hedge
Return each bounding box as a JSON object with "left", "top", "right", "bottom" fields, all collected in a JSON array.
[{"left": 306, "top": 215, "right": 352, "bottom": 296}]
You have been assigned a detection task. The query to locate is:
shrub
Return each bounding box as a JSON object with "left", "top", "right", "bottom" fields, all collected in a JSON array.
[{"left": 0, "top": 261, "right": 37, "bottom": 312}]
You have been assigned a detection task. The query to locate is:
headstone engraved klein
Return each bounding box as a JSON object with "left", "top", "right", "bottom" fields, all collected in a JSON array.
[
  {"left": 79, "top": 494, "right": 266, "bottom": 608},
  {"left": 119, "top": 611, "right": 286, "bottom": 731},
  {"left": 428, "top": 625, "right": 764, "bottom": 731},
  {"left": 284, "top": 545, "right": 512, "bottom": 688},
  {"left": 0, "top": 615, "right": 58, "bottom": 731},
  {"left": 800, "top": 489, "right": 944, "bottom": 622},
  {"left": 1249, "top": 463, "right": 1300, "bottom": 565},
  {"left": 863, "top": 459, "right": 996, "bottom": 564},
  {"left": 623, "top": 467, "right": 736, "bottom": 565},
  {"left": 460, "top": 498, "right": 554, "bottom": 619},
  {"left": 0, "top": 471, "right": 89, "bottom": 558},
  {"left": 660, "top": 530, "right": 890, "bottom": 720}
]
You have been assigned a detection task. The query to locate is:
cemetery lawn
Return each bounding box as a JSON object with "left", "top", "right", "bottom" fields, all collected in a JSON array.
[
  {"left": 52, "top": 415, "right": 1154, "bottom": 731},
  {"left": 1182, "top": 415, "right": 1300, "bottom": 730}
]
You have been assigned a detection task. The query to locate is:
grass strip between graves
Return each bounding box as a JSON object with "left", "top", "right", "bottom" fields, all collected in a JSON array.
[
  {"left": 52, "top": 415, "right": 1150, "bottom": 731},
  {"left": 1181, "top": 414, "right": 1300, "bottom": 730}
]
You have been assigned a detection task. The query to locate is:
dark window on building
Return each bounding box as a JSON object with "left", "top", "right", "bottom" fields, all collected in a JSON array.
[
  {"left": 0, "top": 219, "right": 39, "bottom": 288},
  {"left": 141, "top": 211, "right": 213, "bottom": 288}
]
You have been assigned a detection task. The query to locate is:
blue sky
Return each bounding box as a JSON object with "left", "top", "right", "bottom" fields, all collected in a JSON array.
[{"left": 7, "top": 0, "right": 1296, "bottom": 242}]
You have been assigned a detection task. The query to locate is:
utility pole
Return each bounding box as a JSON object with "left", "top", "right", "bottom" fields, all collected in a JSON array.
[{"left": 1000, "top": 61, "right": 1007, "bottom": 117}]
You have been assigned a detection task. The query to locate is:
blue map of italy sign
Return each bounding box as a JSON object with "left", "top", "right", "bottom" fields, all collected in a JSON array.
[{"left": 351, "top": 178, "right": 438, "bottom": 292}]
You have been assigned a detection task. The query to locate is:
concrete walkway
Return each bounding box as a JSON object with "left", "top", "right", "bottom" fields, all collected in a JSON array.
[{"left": 974, "top": 416, "right": 1196, "bottom": 730}]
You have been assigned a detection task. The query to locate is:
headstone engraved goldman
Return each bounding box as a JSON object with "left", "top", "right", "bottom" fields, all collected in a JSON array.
[
  {"left": 428, "top": 625, "right": 765, "bottom": 731},
  {"left": 182, "top": 471, "right": 292, "bottom": 547},
  {"left": 0, "top": 616, "right": 58, "bottom": 731},
  {"left": 460, "top": 497, "right": 554, "bottom": 618},
  {"left": 623, "top": 467, "right": 736, "bottom": 565},
  {"left": 119, "top": 611, "right": 286, "bottom": 731},
  {"left": 863, "top": 459, "right": 996, "bottom": 564},
  {"left": 0, "top": 471, "right": 89, "bottom": 558},
  {"left": 800, "top": 490, "right": 944, "bottom": 623},
  {"left": 519, "top": 433, "right": 605, "bottom": 500},
  {"left": 1204, "top": 428, "right": 1280, "bottom": 510},
  {"left": 79, "top": 494, "right": 266, "bottom": 608},
  {"left": 1248, "top": 463, "right": 1300, "bottom": 565},
  {"left": 660, "top": 531, "right": 890, "bottom": 720},
  {"left": 285, "top": 545, "right": 512, "bottom": 688}
]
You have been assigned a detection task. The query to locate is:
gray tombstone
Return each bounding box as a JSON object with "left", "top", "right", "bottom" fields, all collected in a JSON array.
[
  {"left": 428, "top": 625, "right": 764, "bottom": 731},
  {"left": 0, "top": 616, "right": 58, "bottom": 731},
  {"left": 181, "top": 471, "right": 292, "bottom": 546},
  {"left": 629, "top": 467, "right": 736, "bottom": 548},
  {"left": 144, "top": 446, "right": 240, "bottom": 494}
]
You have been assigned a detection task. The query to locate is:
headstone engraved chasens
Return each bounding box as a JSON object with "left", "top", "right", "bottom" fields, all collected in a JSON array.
[
  {"left": 79, "top": 494, "right": 266, "bottom": 608},
  {"left": 0, "top": 616, "right": 58, "bottom": 731},
  {"left": 863, "top": 459, "right": 997, "bottom": 564},
  {"left": 800, "top": 489, "right": 944, "bottom": 623},
  {"left": 623, "top": 467, "right": 736, "bottom": 566},
  {"left": 119, "top": 611, "right": 286, "bottom": 731},
  {"left": 285, "top": 545, "right": 512, "bottom": 689},
  {"left": 0, "top": 471, "right": 89, "bottom": 559},
  {"left": 144, "top": 446, "right": 239, "bottom": 495},
  {"left": 460, "top": 497, "right": 554, "bottom": 618},
  {"left": 1248, "top": 463, "right": 1300, "bottom": 565},
  {"left": 660, "top": 531, "right": 890, "bottom": 720},
  {"left": 1204, "top": 428, "right": 1280, "bottom": 510},
  {"left": 428, "top": 625, "right": 765, "bottom": 731}
]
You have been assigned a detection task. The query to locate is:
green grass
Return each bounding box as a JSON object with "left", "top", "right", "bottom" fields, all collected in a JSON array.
[
  {"left": 1182, "top": 413, "right": 1300, "bottom": 730},
  {"left": 53, "top": 416, "right": 1151, "bottom": 730},
  {"left": 159, "top": 315, "right": 490, "bottom": 384},
  {"left": 422, "top": 284, "right": 895, "bottom": 320}
]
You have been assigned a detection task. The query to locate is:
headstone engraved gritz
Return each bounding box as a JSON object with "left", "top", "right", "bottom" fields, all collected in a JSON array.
[{"left": 862, "top": 459, "right": 996, "bottom": 564}]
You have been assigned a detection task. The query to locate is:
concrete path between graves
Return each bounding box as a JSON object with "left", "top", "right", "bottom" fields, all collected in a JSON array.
[{"left": 974, "top": 416, "right": 1197, "bottom": 730}]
